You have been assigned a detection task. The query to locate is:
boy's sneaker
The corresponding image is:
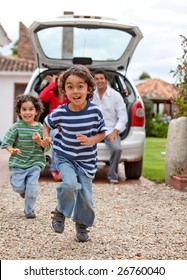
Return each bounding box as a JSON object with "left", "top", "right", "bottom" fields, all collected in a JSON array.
[
  {"left": 25, "top": 210, "right": 36, "bottom": 219},
  {"left": 51, "top": 208, "right": 65, "bottom": 233},
  {"left": 75, "top": 223, "right": 89, "bottom": 242}
]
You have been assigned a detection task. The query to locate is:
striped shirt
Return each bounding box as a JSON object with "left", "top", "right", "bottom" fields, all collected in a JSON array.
[
  {"left": 44, "top": 100, "right": 107, "bottom": 178},
  {"left": 1, "top": 120, "right": 50, "bottom": 170}
]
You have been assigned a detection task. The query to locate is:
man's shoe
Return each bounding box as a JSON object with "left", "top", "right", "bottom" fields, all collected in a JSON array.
[
  {"left": 25, "top": 210, "right": 36, "bottom": 219},
  {"left": 51, "top": 171, "right": 61, "bottom": 181},
  {"left": 75, "top": 223, "right": 89, "bottom": 242},
  {"left": 109, "top": 179, "right": 119, "bottom": 184},
  {"left": 20, "top": 193, "right": 25, "bottom": 198},
  {"left": 51, "top": 208, "right": 65, "bottom": 233}
]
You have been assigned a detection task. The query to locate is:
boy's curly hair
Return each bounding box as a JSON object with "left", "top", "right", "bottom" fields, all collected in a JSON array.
[
  {"left": 58, "top": 65, "right": 95, "bottom": 100},
  {"left": 15, "top": 94, "right": 44, "bottom": 121}
]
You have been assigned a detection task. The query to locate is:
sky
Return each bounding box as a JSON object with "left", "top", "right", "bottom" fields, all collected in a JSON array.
[{"left": 0, "top": 0, "right": 187, "bottom": 83}]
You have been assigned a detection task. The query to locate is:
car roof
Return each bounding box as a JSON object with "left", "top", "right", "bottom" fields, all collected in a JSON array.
[{"left": 28, "top": 15, "right": 143, "bottom": 72}]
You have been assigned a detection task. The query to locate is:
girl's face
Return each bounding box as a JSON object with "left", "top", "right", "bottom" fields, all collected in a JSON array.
[
  {"left": 19, "top": 101, "right": 38, "bottom": 125},
  {"left": 65, "top": 75, "right": 90, "bottom": 110}
]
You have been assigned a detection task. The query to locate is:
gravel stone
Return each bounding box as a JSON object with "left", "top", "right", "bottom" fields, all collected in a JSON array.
[{"left": 1, "top": 181, "right": 187, "bottom": 260}]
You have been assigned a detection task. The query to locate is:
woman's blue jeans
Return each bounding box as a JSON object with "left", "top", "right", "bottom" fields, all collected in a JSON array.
[
  {"left": 10, "top": 166, "right": 41, "bottom": 215},
  {"left": 54, "top": 154, "right": 95, "bottom": 227}
]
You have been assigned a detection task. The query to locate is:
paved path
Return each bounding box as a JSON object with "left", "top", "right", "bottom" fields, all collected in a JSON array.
[{"left": 0, "top": 149, "right": 150, "bottom": 185}]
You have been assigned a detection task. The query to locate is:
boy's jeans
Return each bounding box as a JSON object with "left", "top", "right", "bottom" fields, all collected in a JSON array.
[
  {"left": 54, "top": 154, "right": 95, "bottom": 227},
  {"left": 50, "top": 129, "right": 59, "bottom": 171},
  {"left": 10, "top": 166, "right": 41, "bottom": 215}
]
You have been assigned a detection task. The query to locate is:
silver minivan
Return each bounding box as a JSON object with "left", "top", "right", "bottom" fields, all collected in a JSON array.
[{"left": 24, "top": 14, "right": 145, "bottom": 179}]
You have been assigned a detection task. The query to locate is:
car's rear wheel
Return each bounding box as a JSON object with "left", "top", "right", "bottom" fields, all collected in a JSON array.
[{"left": 124, "top": 159, "right": 143, "bottom": 179}]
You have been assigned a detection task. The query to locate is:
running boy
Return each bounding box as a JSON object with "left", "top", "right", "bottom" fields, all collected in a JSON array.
[
  {"left": 43, "top": 65, "right": 107, "bottom": 242},
  {"left": 1, "top": 94, "right": 51, "bottom": 218}
]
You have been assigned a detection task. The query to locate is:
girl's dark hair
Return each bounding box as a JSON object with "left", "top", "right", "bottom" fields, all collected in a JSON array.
[
  {"left": 54, "top": 71, "right": 64, "bottom": 97},
  {"left": 15, "top": 94, "right": 44, "bottom": 121},
  {"left": 58, "top": 65, "right": 95, "bottom": 100}
]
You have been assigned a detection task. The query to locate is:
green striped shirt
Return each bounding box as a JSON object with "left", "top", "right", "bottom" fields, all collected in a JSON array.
[{"left": 1, "top": 120, "right": 50, "bottom": 170}]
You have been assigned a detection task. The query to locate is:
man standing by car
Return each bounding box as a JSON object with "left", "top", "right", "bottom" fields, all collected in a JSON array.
[{"left": 93, "top": 69, "right": 128, "bottom": 183}]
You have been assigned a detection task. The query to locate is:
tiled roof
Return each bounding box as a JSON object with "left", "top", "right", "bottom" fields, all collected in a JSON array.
[
  {"left": 0, "top": 56, "right": 36, "bottom": 72},
  {"left": 136, "top": 78, "right": 177, "bottom": 100}
]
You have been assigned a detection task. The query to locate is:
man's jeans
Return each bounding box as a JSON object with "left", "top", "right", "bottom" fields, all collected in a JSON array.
[
  {"left": 10, "top": 166, "right": 41, "bottom": 215},
  {"left": 55, "top": 154, "right": 95, "bottom": 227},
  {"left": 104, "top": 135, "right": 122, "bottom": 180}
]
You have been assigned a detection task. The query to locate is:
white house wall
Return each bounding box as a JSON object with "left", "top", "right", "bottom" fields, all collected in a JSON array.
[{"left": 0, "top": 71, "right": 32, "bottom": 140}]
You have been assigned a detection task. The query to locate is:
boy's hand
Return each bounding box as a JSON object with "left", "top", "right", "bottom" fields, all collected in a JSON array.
[
  {"left": 32, "top": 132, "right": 52, "bottom": 148},
  {"left": 77, "top": 134, "right": 92, "bottom": 146},
  {"left": 41, "top": 137, "right": 52, "bottom": 148}
]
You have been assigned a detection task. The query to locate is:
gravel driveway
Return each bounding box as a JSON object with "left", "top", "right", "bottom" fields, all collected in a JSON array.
[{"left": 1, "top": 179, "right": 187, "bottom": 260}]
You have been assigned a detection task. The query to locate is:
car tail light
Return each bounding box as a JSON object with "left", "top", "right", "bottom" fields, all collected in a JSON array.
[{"left": 130, "top": 100, "right": 145, "bottom": 127}]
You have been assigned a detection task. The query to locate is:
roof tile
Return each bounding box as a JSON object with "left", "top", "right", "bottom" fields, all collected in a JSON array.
[{"left": 0, "top": 56, "right": 36, "bottom": 72}]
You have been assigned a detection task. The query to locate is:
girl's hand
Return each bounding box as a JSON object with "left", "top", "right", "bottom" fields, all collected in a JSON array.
[
  {"left": 45, "top": 75, "right": 57, "bottom": 83},
  {"left": 32, "top": 132, "right": 41, "bottom": 143}
]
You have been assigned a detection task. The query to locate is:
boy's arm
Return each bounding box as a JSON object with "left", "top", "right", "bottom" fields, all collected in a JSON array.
[
  {"left": 42, "top": 123, "right": 51, "bottom": 139},
  {"left": 32, "top": 132, "right": 52, "bottom": 148},
  {"left": 41, "top": 123, "right": 52, "bottom": 149}
]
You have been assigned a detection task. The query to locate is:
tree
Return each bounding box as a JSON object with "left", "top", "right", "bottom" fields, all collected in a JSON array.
[
  {"left": 139, "top": 72, "right": 151, "bottom": 80},
  {"left": 11, "top": 40, "right": 18, "bottom": 56}
]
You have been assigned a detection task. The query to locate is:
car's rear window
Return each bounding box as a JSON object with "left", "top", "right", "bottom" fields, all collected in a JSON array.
[{"left": 37, "top": 26, "right": 132, "bottom": 61}]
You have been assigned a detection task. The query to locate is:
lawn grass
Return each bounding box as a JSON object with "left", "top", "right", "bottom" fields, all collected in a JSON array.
[{"left": 142, "top": 137, "right": 166, "bottom": 183}]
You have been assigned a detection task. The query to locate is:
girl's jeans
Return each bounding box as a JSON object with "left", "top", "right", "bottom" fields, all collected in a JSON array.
[
  {"left": 104, "top": 134, "right": 122, "bottom": 180},
  {"left": 54, "top": 154, "right": 95, "bottom": 227},
  {"left": 10, "top": 166, "right": 41, "bottom": 215}
]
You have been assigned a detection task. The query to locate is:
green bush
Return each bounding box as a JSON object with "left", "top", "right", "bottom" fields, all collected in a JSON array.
[{"left": 146, "top": 114, "right": 170, "bottom": 138}]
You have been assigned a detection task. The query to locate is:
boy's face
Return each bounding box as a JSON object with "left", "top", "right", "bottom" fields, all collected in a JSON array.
[
  {"left": 65, "top": 74, "right": 90, "bottom": 109},
  {"left": 19, "top": 101, "right": 38, "bottom": 125}
]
